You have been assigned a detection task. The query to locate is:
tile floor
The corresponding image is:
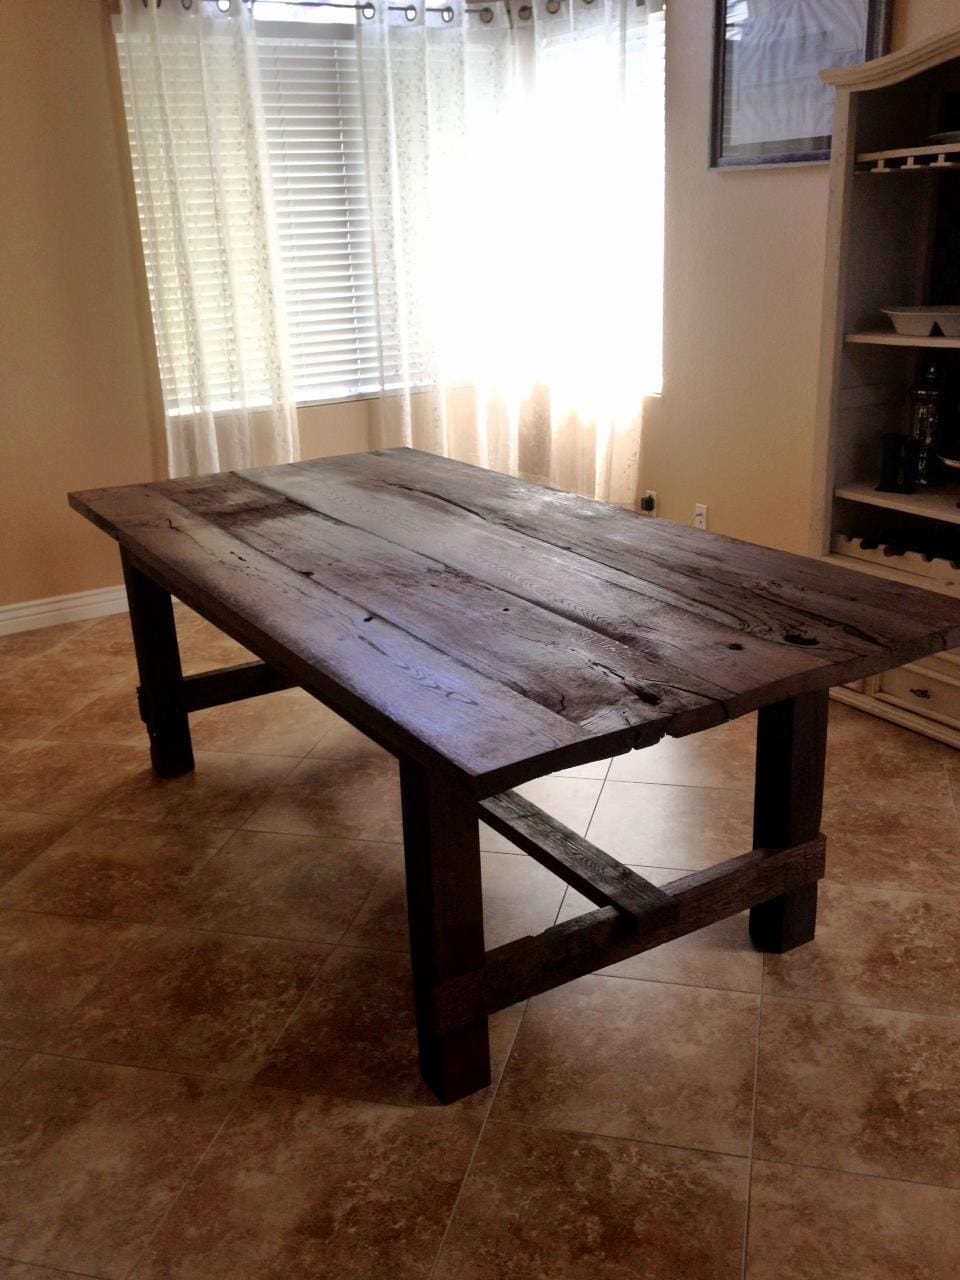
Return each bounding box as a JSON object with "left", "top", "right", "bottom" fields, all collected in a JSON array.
[{"left": 0, "top": 609, "right": 959, "bottom": 1278}]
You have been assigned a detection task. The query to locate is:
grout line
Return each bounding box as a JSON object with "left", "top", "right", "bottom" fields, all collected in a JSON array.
[
  {"left": 474, "top": 1116, "right": 960, "bottom": 1195},
  {"left": 748, "top": 1152, "right": 960, "bottom": 1194},
  {"left": 742, "top": 952, "right": 768, "bottom": 1280},
  {"left": 119, "top": 1096, "right": 244, "bottom": 1280},
  {"left": 427, "top": 995, "right": 530, "bottom": 1278},
  {"left": 484, "top": 1115, "right": 750, "bottom": 1162},
  {"left": 0, "top": 1253, "right": 104, "bottom": 1279},
  {"left": 581, "top": 772, "right": 608, "bottom": 845}
]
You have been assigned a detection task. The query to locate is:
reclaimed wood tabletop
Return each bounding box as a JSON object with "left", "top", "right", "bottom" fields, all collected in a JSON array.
[{"left": 70, "top": 447, "right": 960, "bottom": 798}]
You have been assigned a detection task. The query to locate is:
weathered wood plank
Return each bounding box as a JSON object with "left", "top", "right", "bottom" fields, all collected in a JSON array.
[
  {"left": 70, "top": 448, "right": 960, "bottom": 790},
  {"left": 479, "top": 789, "right": 672, "bottom": 922},
  {"left": 331, "top": 449, "right": 960, "bottom": 667},
  {"left": 159, "top": 470, "right": 725, "bottom": 738},
  {"left": 243, "top": 459, "right": 836, "bottom": 717},
  {"left": 69, "top": 484, "right": 601, "bottom": 794},
  {"left": 431, "top": 835, "right": 827, "bottom": 1031}
]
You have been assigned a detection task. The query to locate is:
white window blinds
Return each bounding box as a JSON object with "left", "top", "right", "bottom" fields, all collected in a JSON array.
[{"left": 258, "top": 25, "right": 390, "bottom": 402}]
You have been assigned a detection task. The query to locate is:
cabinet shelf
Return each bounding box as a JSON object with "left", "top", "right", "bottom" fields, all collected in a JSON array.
[
  {"left": 855, "top": 141, "right": 960, "bottom": 171},
  {"left": 844, "top": 330, "right": 960, "bottom": 348},
  {"left": 826, "top": 543, "right": 960, "bottom": 599},
  {"left": 835, "top": 482, "right": 960, "bottom": 525}
]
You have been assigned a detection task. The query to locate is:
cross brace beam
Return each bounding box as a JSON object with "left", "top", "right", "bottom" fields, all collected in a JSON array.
[{"left": 432, "top": 831, "right": 825, "bottom": 1034}]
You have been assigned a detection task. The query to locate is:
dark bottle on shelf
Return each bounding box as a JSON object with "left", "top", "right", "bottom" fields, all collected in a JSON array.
[{"left": 909, "top": 361, "right": 943, "bottom": 487}]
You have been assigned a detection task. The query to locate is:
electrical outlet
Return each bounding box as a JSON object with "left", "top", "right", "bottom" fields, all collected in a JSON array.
[
  {"left": 693, "top": 503, "right": 708, "bottom": 530},
  {"left": 640, "top": 490, "right": 657, "bottom": 516}
]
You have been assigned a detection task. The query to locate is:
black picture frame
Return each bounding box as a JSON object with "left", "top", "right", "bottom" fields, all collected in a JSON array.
[{"left": 711, "top": 0, "right": 893, "bottom": 169}]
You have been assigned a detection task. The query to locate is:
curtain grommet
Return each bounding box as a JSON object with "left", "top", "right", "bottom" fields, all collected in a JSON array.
[
  {"left": 518, "top": 3, "right": 532, "bottom": 16},
  {"left": 441, "top": 4, "right": 454, "bottom": 19},
  {"left": 362, "top": 2, "right": 376, "bottom": 16},
  {"left": 405, "top": 3, "right": 417, "bottom": 19},
  {"left": 546, "top": 0, "right": 561, "bottom": 12},
  {"left": 478, "top": 5, "right": 493, "bottom": 20}
]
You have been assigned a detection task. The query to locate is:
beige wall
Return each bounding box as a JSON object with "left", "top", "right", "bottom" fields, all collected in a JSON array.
[
  {"left": 643, "top": 0, "right": 960, "bottom": 555},
  {"left": 3, "top": 0, "right": 956, "bottom": 608},
  {"left": 0, "top": 0, "right": 164, "bottom": 606},
  {"left": 0, "top": 0, "right": 369, "bottom": 609}
]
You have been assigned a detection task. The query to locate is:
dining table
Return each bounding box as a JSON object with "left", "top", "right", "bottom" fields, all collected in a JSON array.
[{"left": 69, "top": 448, "right": 960, "bottom": 1102}]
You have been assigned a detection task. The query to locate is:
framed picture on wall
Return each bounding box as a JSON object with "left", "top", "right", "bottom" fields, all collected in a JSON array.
[{"left": 711, "top": 0, "right": 893, "bottom": 167}]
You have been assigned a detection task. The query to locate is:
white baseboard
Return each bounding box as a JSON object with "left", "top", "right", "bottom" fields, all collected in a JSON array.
[{"left": 0, "top": 585, "right": 128, "bottom": 637}]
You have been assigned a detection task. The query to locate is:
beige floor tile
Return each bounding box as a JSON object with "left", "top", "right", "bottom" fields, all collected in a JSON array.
[
  {"left": 178, "top": 621, "right": 257, "bottom": 674},
  {"left": 12, "top": 637, "right": 135, "bottom": 692},
  {"left": 607, "top": 715, "right": 756, "bottom": 789},
  {"left": 493, "top": 974, "right": 758, "bottom": 1154},
  {"left": 54, "top": 927, "right": 327, "bottom": 1080},
  {"left": 339, "top": 849, "right": 408, "bottom": 951},
  {"left": 587, "top": 781, "right": 753, "bottom": 869},
  {"left": 0, "top": 819, "right": 231, "bottom": 923},
  {"left": 0, "top": 1049, "right": 27, "bottom": 1087},
  {"left": 822, "top": 780, "right": 960, "bottom": 893},
  {"left": 161, "top": 829, "right": 395, "bottom": 944},
  {"left": 479, "top": 850, "right": 569, "bottom": 947},
  {"left": 131, "top": 1089, "right": 480, "bottom": 1280},
  {"left": 190, "top": 689, "right": 336, "bottom": 758},
  {"left": 98, "top": 750, "right": 296, "bottom": 829},
  {"left": 0, "top": 637, "right": 132, "bottom": 736},
  {"left": 346, "top": 850, "right": 566, "bottom": 954},
  {"left": 557, "top": 866, "right": 762, "bottom": 993},
  {"left": 0, "top": 1257, "right": 74, "bottom": 1276},
  {"left": 480, "top": 776, "right": 603, "bottom": 853},
  {"left": 0, "top": 812, "right": 75, "bottom": 888},
  {"left": 0, "top": 621, "right": 91, "bottom": 665},
  {"left": 0, "top": 911, "right": 140, "bottom": 1048},
  {"left": 763, "top": 880, "right": 960, "bottom": 1017},
  {"left": 826, "top": 700, "right": 954, "bottom": 801},
  {"left": 0, "top": 741, "right": 147, "bottom": 818},
  {"left": 747, "top": 1161, "right": 960, "bottom": 1280},
  {"left": 0, "top": 1055, "right": 236, "bottom": 1279},
  {"left": 255, "top": 945, "right": 522, "bottom": 1114},
  {"left": 244, "top": 755, "right": 402, "bottom": 841},
  {"left": 755, "top": 996, "right": 960, "bottom": 1186},
  {"left": 434, "top": 1121, "right": 748, "bottom": 1280},
  {"left": 308, "top": 713, "right": 392, "bottom": 763},
  {"left": 45, "top": 685, "right": 144, "bottom": 747}
]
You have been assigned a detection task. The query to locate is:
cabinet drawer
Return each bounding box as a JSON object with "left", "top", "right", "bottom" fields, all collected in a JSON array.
[
  {"left": 914, "top": 649, "right": 960, "bottom": 683},
  {"left": 877, "top": 661, "right": 960, "bottom": 728}
]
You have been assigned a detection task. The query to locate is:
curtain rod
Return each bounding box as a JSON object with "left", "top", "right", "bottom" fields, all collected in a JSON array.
[{"left": 138, "top": 0, "right": 644, "bottom": 15}]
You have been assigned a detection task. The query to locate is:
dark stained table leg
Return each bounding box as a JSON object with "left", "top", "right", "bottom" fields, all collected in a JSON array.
[
  {"left": 399, "top": 758, "right": 491, "bottom": 1103},
  {"left": 121, "top": 548, "right": 194, "bottom": 779},
  {"left": 749, "top": 689, "right": 828, "bottom": 953}
]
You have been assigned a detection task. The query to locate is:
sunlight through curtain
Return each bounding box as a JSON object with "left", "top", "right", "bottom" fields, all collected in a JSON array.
[{"left": 359, "top": 0, "right": 664, "bottom": 505}]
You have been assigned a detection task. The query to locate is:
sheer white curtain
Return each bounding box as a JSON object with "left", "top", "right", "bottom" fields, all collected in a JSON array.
[
  {"left": 359, "top": 0, "right": 664, "bottom": 505},
  {"left": 115, "top": 0, "right": 298, "bottom": 476}
]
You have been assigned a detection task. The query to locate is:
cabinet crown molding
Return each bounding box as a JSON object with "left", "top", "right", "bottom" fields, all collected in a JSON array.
[{"left": 821, "top": 26, "right": 960, "bottom": 92}]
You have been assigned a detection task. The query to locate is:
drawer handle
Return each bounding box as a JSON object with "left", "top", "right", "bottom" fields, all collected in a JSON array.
[{"left": 909, "top": 686, "right": 932, "bottom": 700}]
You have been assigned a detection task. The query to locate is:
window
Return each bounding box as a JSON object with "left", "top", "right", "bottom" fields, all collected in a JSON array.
[
  {"left": 117, "top": 7, "right": 663, "bottom": 415},
  {"left": 258, "top": 20, "right": 394, "bottom": 403}
]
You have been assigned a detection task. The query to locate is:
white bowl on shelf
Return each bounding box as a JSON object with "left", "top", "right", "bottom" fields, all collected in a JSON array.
[{"left": 883, "top": 306, "right": 960, "bottom": 336}]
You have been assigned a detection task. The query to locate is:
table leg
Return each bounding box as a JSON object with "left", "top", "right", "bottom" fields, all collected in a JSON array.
[
  {"left": 399, "top": 758, "right": 491, "bottom": 1103},
  {"left": 120, "top": 548, "right": 194, "bottom": 779},
  {"left": 749, "top": 690, "right": 828, "bottom": 953}
]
